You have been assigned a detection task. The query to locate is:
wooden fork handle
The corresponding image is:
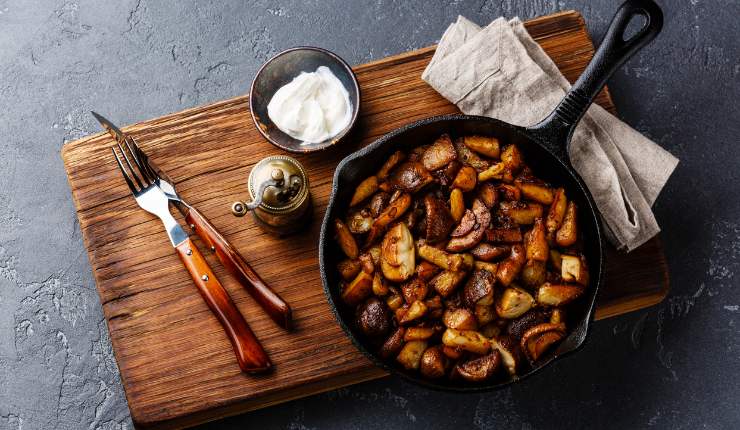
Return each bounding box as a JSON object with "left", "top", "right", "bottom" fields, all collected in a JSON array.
[
  {"left": 175, "top": 238, "right": 271, "bottom": 373},
  {"left": 185, "top": 208, "right": 293, "bottom": 330}
]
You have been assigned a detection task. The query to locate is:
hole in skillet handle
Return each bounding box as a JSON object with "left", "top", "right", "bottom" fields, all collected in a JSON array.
[{"left": 528, "top": 0, "right": 663, "bottom": 163}]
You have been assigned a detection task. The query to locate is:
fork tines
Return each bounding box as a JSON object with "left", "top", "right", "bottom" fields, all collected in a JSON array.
[{"left": 111, "top": 139, "right": 155, "bottom": 194}]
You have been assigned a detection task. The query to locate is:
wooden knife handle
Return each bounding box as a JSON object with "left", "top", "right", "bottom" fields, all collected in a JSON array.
[
  {"left": 175, "top": 238, "right": 271, "bottom": 373},
  {"left": 185, "top": 208, "right": 293, "bottom": 330}
]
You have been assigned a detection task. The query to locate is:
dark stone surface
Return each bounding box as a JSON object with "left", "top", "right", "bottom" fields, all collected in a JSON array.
[{"left": 0, "top": 1, "right": 738, "bottom": 429}]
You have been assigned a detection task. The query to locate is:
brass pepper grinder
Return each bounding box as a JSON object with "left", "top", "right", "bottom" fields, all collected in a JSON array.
[{"left": 231, "top": 155, "right": 311, "bottom": 236}]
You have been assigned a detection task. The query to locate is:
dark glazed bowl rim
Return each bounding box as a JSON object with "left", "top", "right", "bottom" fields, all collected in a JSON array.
[
  {"left": 249, "top": 46, "right": 361, "bottom": 153},
  {"left": 319, "top": 114, "right": 605, "bottom": 392}
]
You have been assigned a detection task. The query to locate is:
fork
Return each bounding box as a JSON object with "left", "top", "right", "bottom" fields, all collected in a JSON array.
[{"left": 111, "top": 141, "right": 271, "bottom": 373}]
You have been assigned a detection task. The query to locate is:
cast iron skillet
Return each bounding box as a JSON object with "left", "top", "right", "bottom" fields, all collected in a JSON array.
[{"left": 319, "top": 0, "right": 663, "bottom": 391}]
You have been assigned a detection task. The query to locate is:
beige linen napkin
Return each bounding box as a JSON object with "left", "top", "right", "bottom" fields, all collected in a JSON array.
[{"left": 422, "top": 16, "right": 679, "bottom": 251}]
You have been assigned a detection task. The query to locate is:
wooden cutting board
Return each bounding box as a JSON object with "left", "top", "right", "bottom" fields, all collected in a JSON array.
[{"left": 61, "top": 10, "right": 669, "bottom": 430}]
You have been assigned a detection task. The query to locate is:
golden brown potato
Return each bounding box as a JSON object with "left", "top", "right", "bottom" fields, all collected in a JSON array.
[
  {"left": 477, "top": 182, "right": 498, "bottom": 208},
  {"left": 518, "top": 182, "right": 554, "bottom": 205},
  {"left": 390, "top": 161, "right": 434, "bottom": 193},
  {"left": 443, "top": 308, "right": 478, "bottom": 330},
  {"left": 501, "top": 144, "right": 523, "bottom": 172},
  {"left": 380, "top": 223, "right": 416, "bottom": 282},
  {"left": 420, "top": 346, "right": 448, "bottom": 379},
  {"left": 560, "top": 254, "right": 589, "bottom": 285},
  {"left": 379, "top": 327, "right": 406, "bottom": 359},
  {"left": 341, "top": 271, "right": 373, "bottom": 306},
  {"left": 372, "top": 272, "right": 389, "bottom": 296},
  {"left": 337, "top": 259, "right": 362, "bottom": 281},
  {"left": 442, "top": 328, "right": 491, "bottom": 355},
  {"left": 334, "top": 218, "right": 359, "bottom": 259},
  {"left": 350, "top": 176, "right": 379, "bottom": 207},
  {"left": 520, "top": 259, "right": 547, "bottom": 287},
  {"left": 524, "top": 218, "right": 549, "bottom": 262},
  {"left": 546, "top": 188, "right": 567, "bottom": 237},
  {"left": 385, "top": 291, "right": 404, "bottom": 311},
  {"left": 475, "top": 304, "right": 496, "bottom": 326},
  {"left": 496, "top": 287, "right": 535, "bottom": 319},
  {"left": 496, "top": 244, "right": 525, "bottom": 286},
  {"left": 497, "top": 184, "right": 521, "bottom": 201},
  {"left": 449, "top": 188, "right": 466, "bottom": 222},
  {"left": 396, "top": 340, "right": 428, "bottom": 370},
  {"left": 536, "top": 283, "right": 584, "bottom": 306},
  {"left": 471, "top": 243, "right": 510, "bottom": 261},
  {"left": 418, "top": 243, "right": 474, "bottom": 272},
  {"left": 425, "top": 295, "right": 444, "bottom": 319},
  {"left": 399, "top": 300, "right": 428, "bottom": 325},
  {"left": 347, "top": 210, "right": 373, "bottom": 234},
  {"left": 422, "top": 134, "right": 458, "bottom": 171},
  {"left": 520, "top": 323, "right": 566, "bottom": 363},
  {"left": 499, "top": 201, "right": 544, "bottom": 225},
  {"left": 477, "top": 162, "right": 507, "bottom": 182},
  {"left": 454, "top": 138, "right": 490, "bottom": 172},
  {"left": 485, "top": 227, "right": 523, "bottom": 243},
  {"left": 456, "top": 350, "right": 501, "bottom": 382},
  {"left": 464, "top": 135, "right": 501, "bottom": 158},
  {"left": 366, "top": 193, "right": 412, "bottom": 244},
  {"left": 473, "top": 261, "right": 499, "bottom": 275},
  {"left": 549, "top": 249, "right": 563, "bottom": 271},
  {"left": 404, "top": 327, "right": 436, "bottom": 341},
  {"left": 479, "top": 322, "right": 501, "bottom": 338},
  {"left": 555, "top": 201, "right": 578, "bottom": 247},
  {"left": 377, "top": 150, "right": 406, "bottom": 181},
  {"left": 550, "top": 308, "right": 564, "bottom": 325},
  {"left": 452, "top": 166, "right": 478, "bottom": 192},
  {"left": 429, "top": 270, "right": 468, "bottom": 298},
  {"left": 401, "top": 277, "right": 428, "bottom": 304},
  {"left": 416, "top": 261, "right": 441, "bottom": 282}
]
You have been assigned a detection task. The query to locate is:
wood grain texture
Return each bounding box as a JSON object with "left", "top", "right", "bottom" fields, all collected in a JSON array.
[{"left": 61, "top": 10, "right": 668, "bottom": 430}]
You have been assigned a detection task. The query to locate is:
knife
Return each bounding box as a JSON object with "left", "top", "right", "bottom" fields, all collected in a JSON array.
[{"left": 93, "top": 112, "right": 293, "bottom": 330}]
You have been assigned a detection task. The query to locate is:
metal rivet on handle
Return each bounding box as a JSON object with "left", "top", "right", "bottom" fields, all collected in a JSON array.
[
  {"left": 186, "top": 249, "right": 192, "bottom": 256},
  {"left": 190, "top": 224, "right": 196, "bottom": 230},
  {"left": 210, "top": 246, "right": 216, "bottom": 252},
  {"left": 201, "top": 274, "right": 209, "bottom": 282}
]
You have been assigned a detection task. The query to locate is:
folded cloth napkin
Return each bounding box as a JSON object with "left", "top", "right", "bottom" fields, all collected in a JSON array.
[{"left": 422, "top": 16, "right": 679, "bottom": 252}]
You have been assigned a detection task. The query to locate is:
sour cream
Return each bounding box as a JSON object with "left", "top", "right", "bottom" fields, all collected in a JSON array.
[{"left": 267, "top": 66, "right": 352, "bottom": 144}]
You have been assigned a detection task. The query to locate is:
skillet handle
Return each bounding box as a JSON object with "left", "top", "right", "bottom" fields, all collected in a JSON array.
[{"left": 530, "top": 0, "right": 663, "bottom": 159}]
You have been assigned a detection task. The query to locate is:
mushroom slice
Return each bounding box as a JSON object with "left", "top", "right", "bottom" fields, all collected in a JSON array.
[
  {"left": 401, "top": 277, "right": 428, "bottom": 304},
  {"left": 441, "top": 345, "right": 464, "bottom": 360},
  {"left": 463, "top": 135, "right": 501, "bottom": 159},
  {"left": 396, "top": 340, "right": 428, "bottom": 370},
  {"left": 536, "top": 283, "right": 584, "bottom": 306},
  {"left": 369, "top": 191, "right": 391, "bottom": 218},
  {"left": 450, "top": 210, "right": 475, "bottom": 237},
  {"left": 380, "top": 223, "right": 415, "bottom": 282},
  {"left": 442, "top": 328, "right": 491, "bottom": 355},
  {"left": 341, "top": 270, "right": 373, "bottom": 306},
  {"left": 420, "top": 346, "right": 449, "bottom": 379},
  {"left": 350, "top": 176, "right": 379, "bottom": 207},
  {"left": 424, "top": 194, "right": 455, "bottom": 243},
  {"left": 471, "top": 243, "right": 510, "bottom": 262},
  {"left": 366, "top": 193, "right": 412, "bottom": 245},
  {"left": 560, "top": 254, "right": 589, "bottom": 285},
  {"left": 496, "top": 287, "right": 535, "bottom": 319},
  {"left": 417, "top": 243, "right": 474, "bottom": 272},
  {"left": 490, "top": 337, "right": 519, "bottom": 375},
  {"left": 520, "top": 323, "right": 566, "bottom": 363},
  {"left": 430, "top": 270, "right": 468, "bottom": 298},
  {"left": 496, "top": 244, "right": 526, "bottom": 287},
  {"left": 422, "top": 133, "right": 458, "bottom": 171},
  {"left": 377, "top": 150, "right": 406, "bottom": 181},
  {"left": 499, "top": 201, "right": 544, "bottom": 225},
  {"left": 347, "top": 210, "right": 374, "bottom": 234},
  {"left": 454, "top": 138, "right": 491, "bottom": 172},
  {"left": 446, "top": 199, "right": 490, "bottom": 252},
  {"left": 443, "top": 308, "right": 478, "bottom": 330},
  {"left": 390, "top": 161, "right": 434, "bottom": 193},
  {"left": 379, "top": 327, "right": 406, "bottom": 359},
  {"left": 452, "top": 166, "right": 478, "bottom": 192},
  {"left": 456, "top": 350, "right": 501, "bottom": 382},
  {"left": 506, "top": 308, "right": 550, "bottom": 340},
  {"left": 334, "top": 218, "right": 359, "bottom": 259},
  {"left": 555, "top": 201, "right": 578, "bottom": 247},
  {"left": 463, "top": 269, "right": 495, "bottom": 308},
  {"left": 355, "top": 297, "right": 391, "bottom": 338},
  {"left": 435, "top": 160, "right": 462, "bottom": 187}
]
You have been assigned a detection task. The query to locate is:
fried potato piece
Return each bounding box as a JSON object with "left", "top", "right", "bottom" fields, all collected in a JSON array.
[
  {"left": 546, "top": 188, "right": 567, "bottom": 237},
  {"left": 477, "top": 183, "right": 498, "bottom": 208},
  {"left": 347, "top": 210, "right": 373, "bottom": 234},
  {"left": 560, "top": 254, "right": 589, "bottom": 285},
  {"left": 379, "top": 327, "right": 405, "bottom": 359},
  {"left": 496, "top": 287, "right": 535, "bottom": 319},
  {"left": 369, "top": 192, "right": 391, "bottom": 218},
  {"left": 442, "top": 328, "right": 491, "bottom": 355},
  {"left": 416, "top": 261, "right": 441, "bottom": 281},
  {"left": 475, "top": 304, "right": 496, "bottom": 326},
  {"left": 430, "top": 270, "right": 468, "bottom": 298},
  {"left": 452, "top": 166, "right": 478, "bottom": 192},
  {"left": 381, "top": 223, "right": 416, "bottom": 282},
  {"left": 334, "top": 218, "right": 359, "bottom": 259},
  {"left": 418, "top": 242, "right": 474, "bottom": 272},
  {"left": 396, "top": 340, "right": 428, "bottom": 370},
  {"left": 399, "top": 300, "right": 428, "bottom": 325},
  {"left": 555, "top": 201, "right": 578, "bottom": 247},
  {"left": 422, "top": 134, "right": 458, "bottom": 171},
  {"left": 401, "top": 277, "right": 428, "bottom": 304},
  {"left": 350, "top": 176, "right": 379, "bottom": 207},
  {"left": 496, "top": 244, "right": 525, "bottom": 286},
  {"left": 454, "top": 138, "right": 490, "bottom": 172},
  {"left": 449, "top": 188, "right": 466, "bottom": 222},
  {"left": 520, "top": 323, "right": 566, "bottom": 363},
  {"left": 366, "top": 193, "right": 412, "bottom": 244},
  {"left": 524, "top": 218, "right": 548, "bottom": 262},
  {"left": 341, "top": 271, "right": 373, "bottom": 306},
  {"left": 477, "top": 162, "right": 507, "bottom": 182},
  {"left": 473, "top": 261, "right": 499, "bottom": 275},
  {"left": 520, "top": 259, "right": 547, "bottom": 287},
  {"left": 337, "top": 258, "right": 362, "bottom": 281},
  {"left": 471, "top": 243, "right": 510, "bottom": 261},
  {"left": 497, "top": 184, "right": 521, "bottom": 201},
  {"left": 486, "top": 227, "right": 523, "bottom": 243},
  {"left": 390, "top": 161, "right": 434, "bottom": 193},
  {"left": 536, "top": 283, "right": 584, "bottom": 306},
  {"left": 404, "top": 327, "right": 436, "bottom": 341},
  {"left": 443, "top": 308, "right": 478, "bottom": 330},
  {"left": 518, "top": 182, "right": 554, "bottom": 205},
  {"left": 464, "top": 135, "right": 501, "bottom": 158},
  {"left": 501, "top": 144, "right": 523, "bottom": 172},
  {"left": 377, "top": 150, "right": 406, "bottom": 181},
  {"left": 499, "top": 201, "right": 544, "bottom": 225},
  {"left": 372, "top": 272, "right": 389, "bottom": 296}
]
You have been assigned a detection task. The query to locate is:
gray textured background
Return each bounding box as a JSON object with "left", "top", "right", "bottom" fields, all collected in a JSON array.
[{"left": 0, "top": 1, "right": 738, "bottom": 429}]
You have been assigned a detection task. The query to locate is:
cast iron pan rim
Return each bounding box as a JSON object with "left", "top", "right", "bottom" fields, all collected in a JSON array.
[
  {"left": 249, "top": 45, "right": 362, "bottom": 154},
  {"left": 319, "top": 113, "right": 605, "bottom": 392}
]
